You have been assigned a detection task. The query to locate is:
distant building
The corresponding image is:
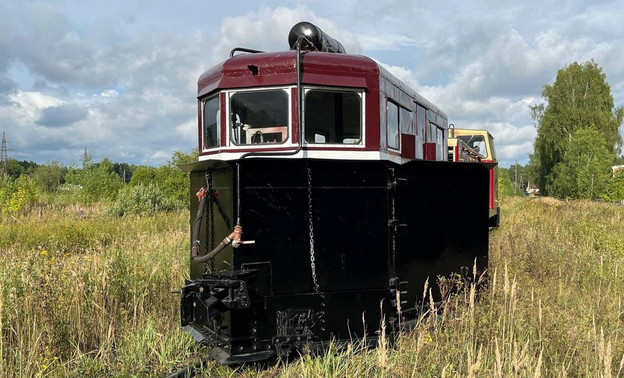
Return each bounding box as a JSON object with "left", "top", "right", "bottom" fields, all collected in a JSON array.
[{"left": 525, "top": 182, "right": 540, "bottom": 197}]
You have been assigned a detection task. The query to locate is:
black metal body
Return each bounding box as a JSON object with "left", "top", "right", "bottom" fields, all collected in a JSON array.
[{"left": 180, "top": 158, "right": 489, "bottom": 364}]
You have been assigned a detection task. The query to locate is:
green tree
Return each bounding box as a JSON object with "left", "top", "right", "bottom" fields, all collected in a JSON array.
[
  {"left": 128, "top": 148, "right": 197, "bottom": 208},
  {"left": 531, "top": 60, "right": 623, "bottom": 195},
  {"left": 498, "top": 168, "right": 514, "bottom": 198},
  {"left": 66, "top": 158, "right": 123, "bottom": 203},
  {"left": 32, "top": 161, "right": 66, "bottom": 192},
  {"left": 603, "top": 170, "right": 624, "bottom": 202},
  {"left": 112, "top": 162, "right": 137, "bottom": 184},
  {"left": 128, "top": 166, "right": 158, "bottom": 186},
  {"left": 169, "top": 148, "right": 199, "bottom": 166},
  {"left": 504, "top": 163, "right": 531, "bottom": 195},
  {"left": 6, "top": 159, "right": 38, "bottom": 180},
  {"left": 547, "top": 128, "right": 613, "bottom": 199}
]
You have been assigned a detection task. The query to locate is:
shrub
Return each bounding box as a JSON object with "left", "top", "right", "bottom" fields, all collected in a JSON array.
[
  {"left": 602, "top": 170, "right": 624, "bottom": 202},
  {"left": 106, "top": 183, "right": 175, "bottom": 216},
  {"left": 128, "top": 149, "right": 197, "bottom": 209},
  {"left": 498, "top": 168, "right": 514, "bottom": 198},
  {"left": 0, "top": 175, "right": 40, "bottom": 218},
  {"left": 32, "top": 161, "right": 66, "bottom": 193},
  {"left": 65, "top": 158, "right": 123, "bottom": 203}
]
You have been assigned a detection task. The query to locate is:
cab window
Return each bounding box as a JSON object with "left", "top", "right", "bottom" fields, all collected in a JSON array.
[
  {"left": 203, "top": 95, "right": 220, "bottom": 149},
  {"left": 305, "top": 90, "right": 362, "bottom": 144},
  {"left": 230, "top": 90, "right": 289, "bottom": 145},
  {"left": 457, "top": 135, "right": 488, "bottom": 158}
]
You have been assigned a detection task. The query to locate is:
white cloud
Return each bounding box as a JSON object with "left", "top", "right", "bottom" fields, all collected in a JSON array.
[
  {"left": 359, "top": 34, "right": 416, "bottom": 51},
  {"left": 212, "top": 5, "right": 361, "bottom": 64},
  {"left": 101, "top": 89, "right": 119, "bottom": 97},
  {"left": 0, "top": 1, "right": 622, "bottom": 168},
  {"left": 176, "top": 119, "right": 197, "bottom": 141},
  {"left": 6, "top": 91, "right": 64, "bottom": 125},
  {"left": 9, "top": 90, "right": 64, "bottom": 112},
  {"left": 499, "top": 141, "right": 535, "bottom": 162},
  {"left": 378, "top": 63, "right": 420, "bottom": 90},
  {"left": 150, "top": 150, "right": 170, "bottom": 161}
]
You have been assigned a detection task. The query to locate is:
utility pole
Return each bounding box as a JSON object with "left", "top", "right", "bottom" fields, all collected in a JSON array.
[
  {"left": 1, "top": 131, "right": 8, "bottom": 177},
  {"left": 514, "top": 161, "right": 518, "bottom": 195}
]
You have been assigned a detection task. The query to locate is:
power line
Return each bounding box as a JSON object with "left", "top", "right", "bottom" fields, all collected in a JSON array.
[{"left": 83, "top": 147, "right": 89, "bottom": 167}]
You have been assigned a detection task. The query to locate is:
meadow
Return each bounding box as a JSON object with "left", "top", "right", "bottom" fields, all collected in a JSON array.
[{"left": 1, "top": 196, "right": 623, "bottom": 377}]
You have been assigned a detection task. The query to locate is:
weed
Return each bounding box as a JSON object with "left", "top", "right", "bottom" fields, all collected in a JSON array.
[{"left": 1, "top": 197, "right": 623, "bottom": 376}]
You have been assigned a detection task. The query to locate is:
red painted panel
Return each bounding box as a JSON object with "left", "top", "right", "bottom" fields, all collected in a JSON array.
[
  {"left": 401, "top": 133, "right": 415, "bottom": 159},
  {"left": 302, "top": 73, "right": 368, "bottom": 88},
  {"left": 480, "top": 159, "right": 496, "bottom": 210},
  {"left": 423, "top": 143, "right": 437, "bottom": 161},
  {"left": 489, "top": 166, "right": 495, "bottom": 209},
  {"left": 365, "top": 88, "right": 380, "bottom": 152}
]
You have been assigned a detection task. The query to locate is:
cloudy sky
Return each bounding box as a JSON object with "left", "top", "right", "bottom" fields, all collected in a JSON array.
[{"left": 1, "top": 0, "right": 623, "bottom": 168}]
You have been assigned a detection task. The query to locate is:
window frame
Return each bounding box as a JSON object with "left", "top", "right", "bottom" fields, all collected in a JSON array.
[
  {"left": 387, "top": 99, "right": 400, "bottom": 151},
  {"left": 303, "top": 86, "right": 366, "bottom": 148},
  {"left": 436, "top": 125, "right": 445, "bottom": 161},
  {"left": 458, "top": 134, "right": 489, "bottom": 159},
  {"left": 416, "top": 104, "right": 426, "bottom": 138},
  {"left": 226, "top": 86, "right": 293, "bottom": 148},
  {"left": 399, "top": 106, "right": 414, "bottom": 135},
  {"left": 201, "top": 93, "right": 221, "bottom": 152}
]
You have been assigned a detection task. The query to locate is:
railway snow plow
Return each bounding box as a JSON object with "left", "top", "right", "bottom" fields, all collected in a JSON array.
[{"left": 178, "top": 22, "right": 496, "bottom": 365}]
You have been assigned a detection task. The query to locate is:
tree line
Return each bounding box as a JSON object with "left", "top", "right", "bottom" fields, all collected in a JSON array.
[{"left": 0, "top": 149, "right": 198, "bottom": 218}]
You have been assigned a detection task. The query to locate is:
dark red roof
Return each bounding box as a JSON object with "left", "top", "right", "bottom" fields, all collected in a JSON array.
[{"left": 198, "top": 51, "right": 380, "bottom": 97}]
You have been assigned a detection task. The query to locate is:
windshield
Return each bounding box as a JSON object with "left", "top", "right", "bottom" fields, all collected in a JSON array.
[
  {"left": 457, "top": 135, "right": 488, "bottom": 159},
  {"left": 230, "top": 90, "right": 289, "bottom": 145}
]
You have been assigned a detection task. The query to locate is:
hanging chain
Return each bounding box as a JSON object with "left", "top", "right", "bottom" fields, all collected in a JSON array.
[
  {"left": 205, "top": 171, "right": 216, "bottom": 273},
  {"left": 307, "top": 167, "right": 320, "bottom": 293}
]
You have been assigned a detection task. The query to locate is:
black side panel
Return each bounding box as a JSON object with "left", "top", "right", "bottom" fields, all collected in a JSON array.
[
  {"left": 393, "top": 160, "right": 489, "bottom": 306},
  {"left": 237, "top": 159, "right": 390, "bottom": 295}
]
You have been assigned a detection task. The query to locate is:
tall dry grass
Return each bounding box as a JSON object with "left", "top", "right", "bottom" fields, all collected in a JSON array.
[
  {"left": 1, "top": 196, "right": 623, "bottom": 377},
  {"left": 0, "top": 205, "right": 206, "bottom": 377},
  {"left": 269, "top": 197, "right": 624, "bottom": 377}
]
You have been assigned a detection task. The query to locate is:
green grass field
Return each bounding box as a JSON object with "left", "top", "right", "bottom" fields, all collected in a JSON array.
[{"left": 1, "top": 197, "right": 623, "bottom": 377}]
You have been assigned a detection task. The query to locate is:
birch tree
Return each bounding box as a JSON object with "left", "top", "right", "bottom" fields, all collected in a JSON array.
[{"left": 530, "top": 60, "right": 623, "bottom": 196}]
